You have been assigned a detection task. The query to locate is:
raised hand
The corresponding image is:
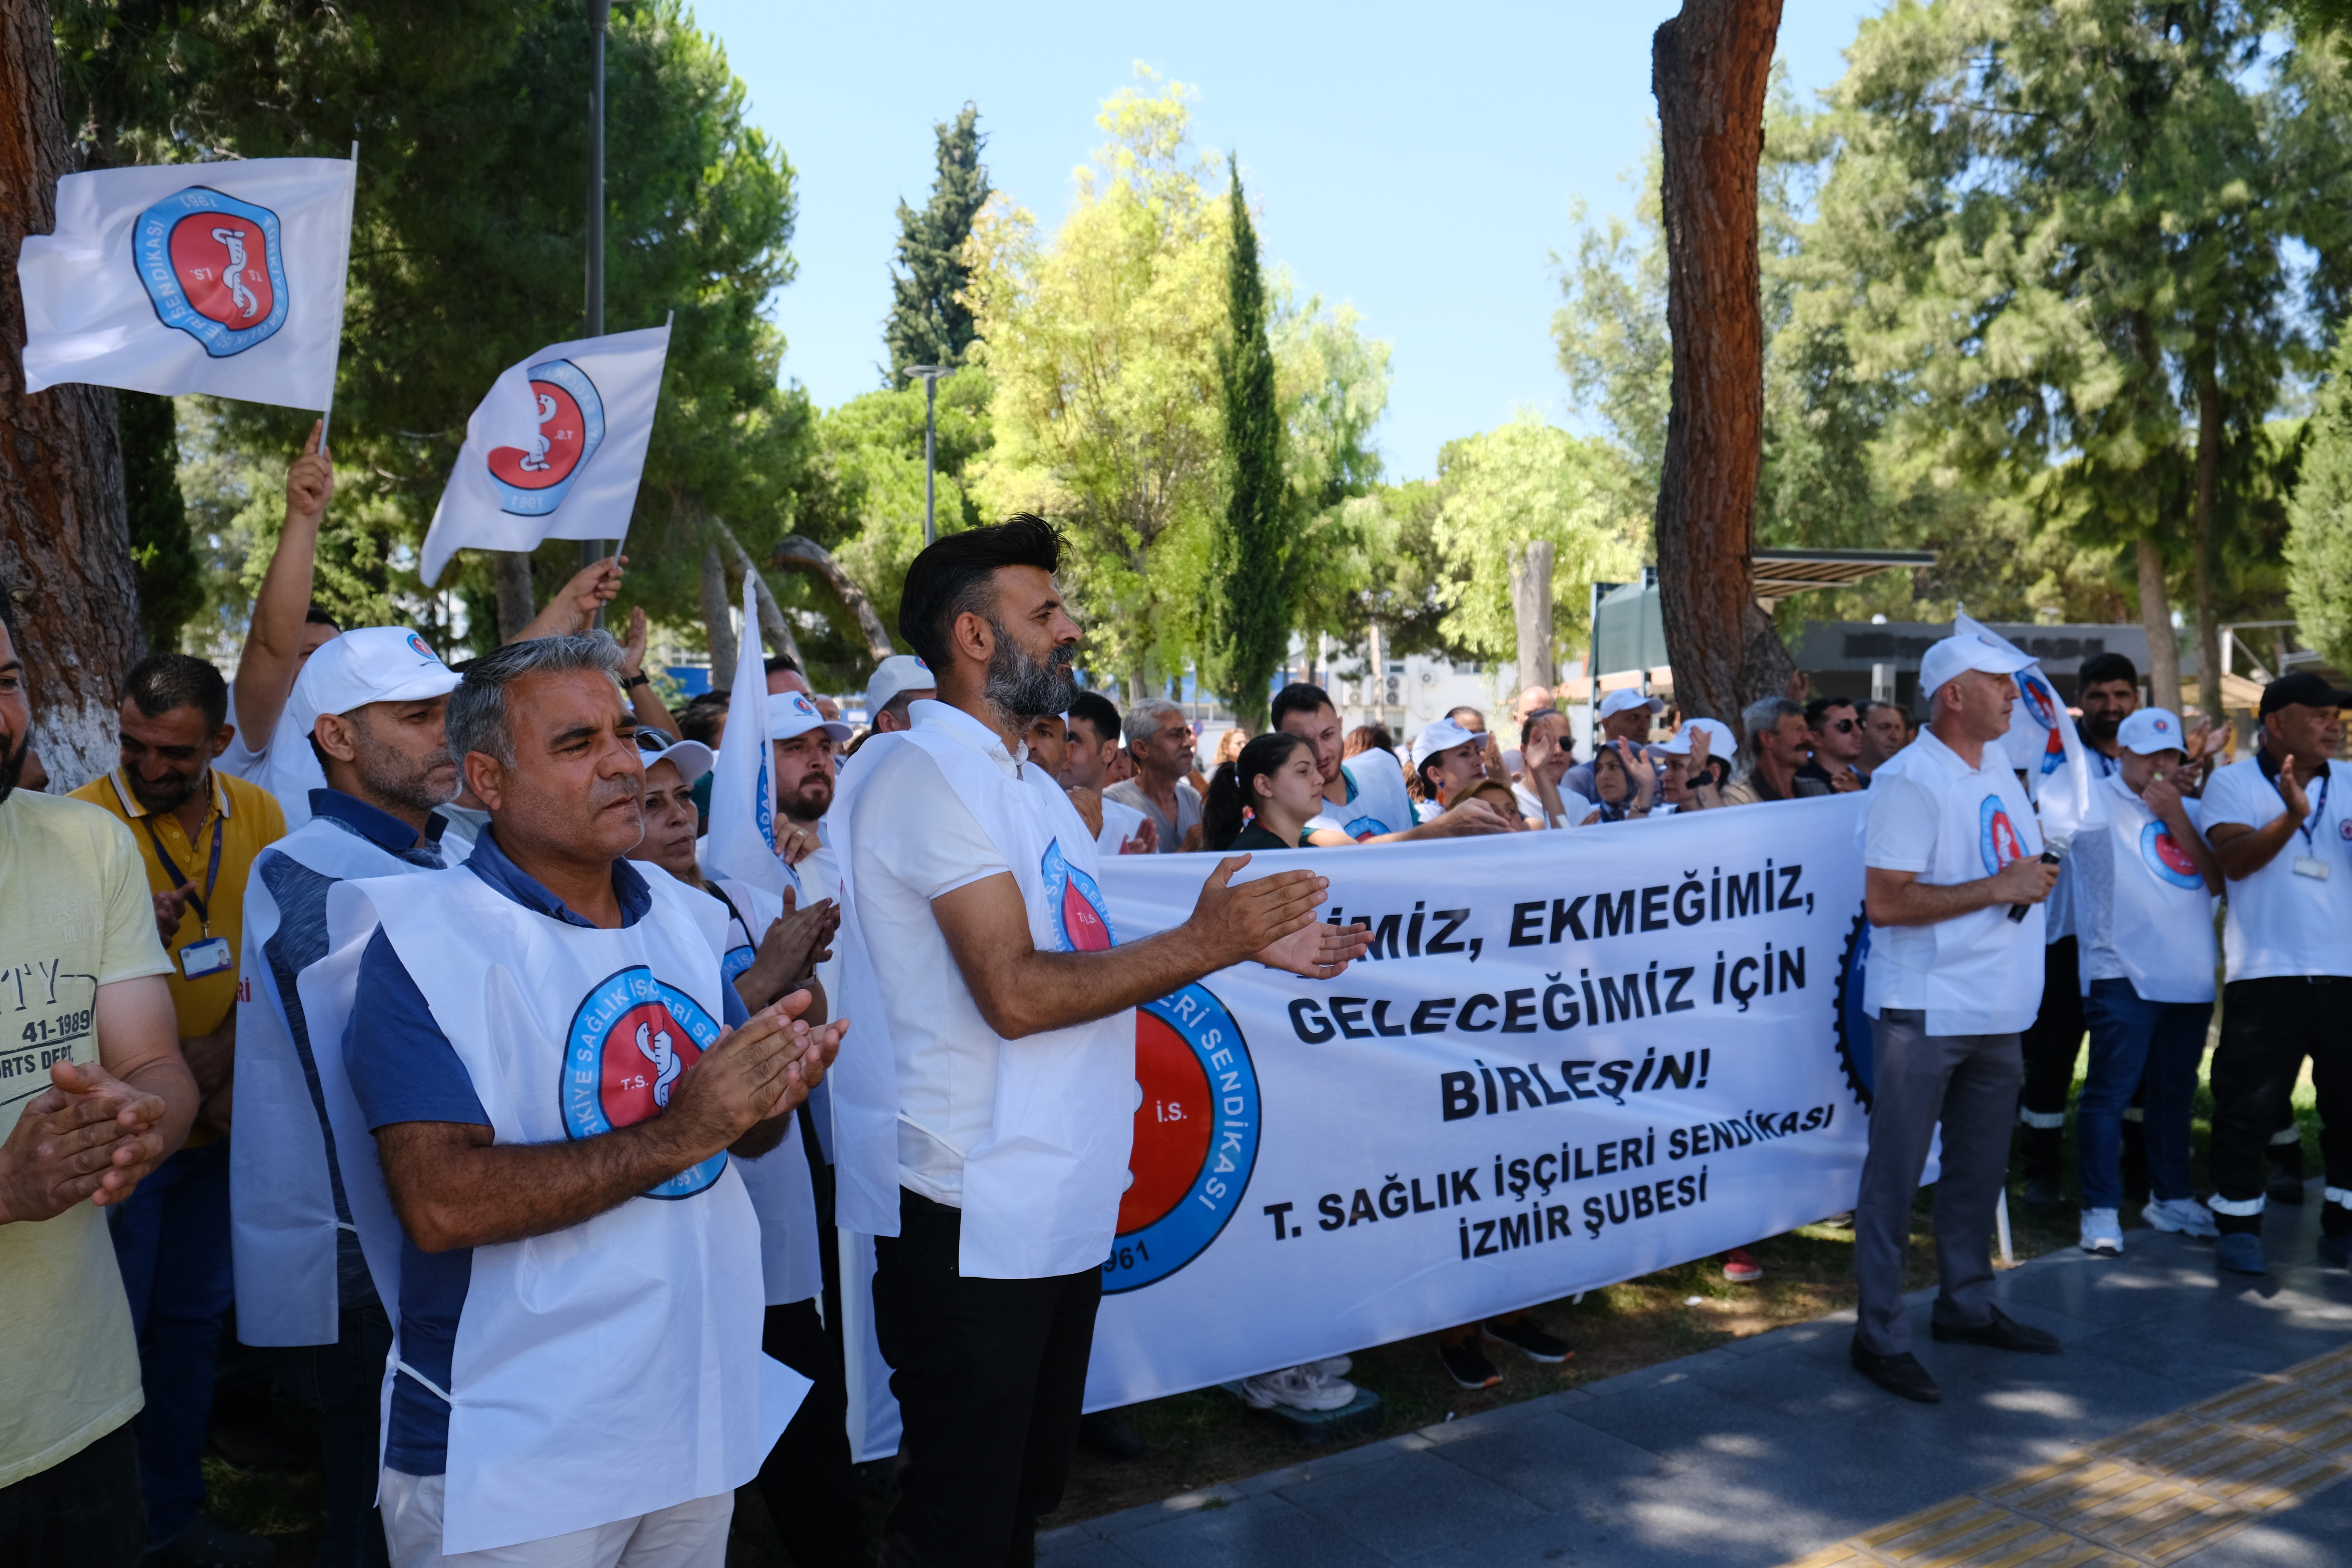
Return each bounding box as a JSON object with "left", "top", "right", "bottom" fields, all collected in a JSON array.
[
  {"left": 1188, "top": 858, "right": 1332, "bottom": 969},
  {"left": 559, "top": 556, "right": 626, "bottom": 631},
  {"left": 286, "top": 420, "right": 335, "bottom": 527},
  {"left": 1256, "top": 918, "right": 1373, "bottom": 980},
  {"left": 1618, "top": 738, "right": 1657, "bottom": 802},
  {"left": 153, "top": 885, "right": 195, "bottom": 947},
  {"left": 620, "top": 605, "right": 651, "bottom": 678},
  {"left": 663, "top": 1009, "right": 810, "bottom": 1153},
  {"left": 2141, "top": 764, "right": 2187, "bottom": 823},
  {"left": 2277, "top": 755, "right": 2311, "bottom": 824},
  {"left": 1125, "top": 814, "right": 1160, "bottom": 854},
  {"left": 1687, "top": 726, "right": 1712, "bottom": 774}
]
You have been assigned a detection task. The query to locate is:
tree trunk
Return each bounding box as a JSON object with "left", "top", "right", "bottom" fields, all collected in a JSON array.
[
  {"left": 1509, "top": 540, "right": 1557, "bottom": 693},
  {"left": 770, "top": 534, "right": 895, "bottom": 666},
  {"left": 698, "top": 539, "right": 737, "bottom": 680},
  {"left": 2137, "top": 536, "right": 2183, "bottom": 715},
  {"left": 1649, "top": 0, "right": 1790, "bottom": 737},
  {"left": 493, "top": 551, "right": 537, "bottom": 643},
  {"left": 708, "top": 516, "right": 802, "bottom": 669},
  {"left": 2190, "top": 357, "right": 2224, "bottom": 721},
  {"left": 0, "top": 0, "right": 141, "bottom": 792}
]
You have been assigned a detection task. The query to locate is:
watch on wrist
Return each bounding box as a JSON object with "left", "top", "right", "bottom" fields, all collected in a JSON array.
[{"left": 622, "top": 671, "right": 651, "bottom": 690}]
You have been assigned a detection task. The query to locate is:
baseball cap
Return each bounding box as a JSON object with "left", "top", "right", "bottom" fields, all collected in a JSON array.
[
  {"left": 1597, "top": 688, "right": 1665, "bottom": 720},
  {"left": 1412, "top": 718, "right": 1482, "bottom": 770},
  {"left": 865, "top": 654, "right": 936, "bottom": 717},
  {"left": 1658, "top": 716, "right": 1738, "bottom": 759},
  {"left": 287, "top": 627, "right": 462, "bottom": 748},
  {"left": 2258, "top": 670, "right": 2352, "bottom": 717},
  {"left": 2116, "top": 709, "right": 2188, "bottom": 756},
  {"left": 768, "top": 689, "right": 851, "bottom": 744},
  {"left": 1917, "top": 631, "right": 2035, "bottom": 703},
  {"left": 636, "top": 733, "right": 715, "bottom": 782}
]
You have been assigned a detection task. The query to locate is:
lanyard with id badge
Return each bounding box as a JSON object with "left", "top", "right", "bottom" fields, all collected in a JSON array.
[
  {"left": 2292, "top": 769, "right": 2333, "bottom": 882},
  {"left": 145, "top": 809, "right": 233, "bottom": 979}
]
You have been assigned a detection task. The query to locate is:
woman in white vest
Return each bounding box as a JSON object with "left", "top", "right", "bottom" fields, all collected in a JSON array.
[
  {"left": 828, "top": 516, "right": 1370, "bottom": 1568},
  {"left": 315, "top": 634, "right": 843, "bottom": 1568},
  {"left": 2069, "top": 710, "right": 2225, "bottom": 1257}
]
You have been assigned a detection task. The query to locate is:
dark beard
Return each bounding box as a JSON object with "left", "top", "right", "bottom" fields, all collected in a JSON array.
[
  {"left": 0, "top": 734, "right": 24, "bottom": 805},
  {"left": 130, "top": 767, "right": 207, "bottom": 815},
  {"left": 779, "top": 774, "right": 833, "bottom": 822},
  {"left": 2081, "top": 712, "right": 2122, "bottom": 744},
  {"left": 351, "top": 718, "right": 458, "bottom": 816},
  {"left": 984, "top": 621, "right": 1076, "bottom": 721}
]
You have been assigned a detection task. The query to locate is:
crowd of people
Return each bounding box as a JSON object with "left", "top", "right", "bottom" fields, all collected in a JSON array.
[{"left": 0, "top": 436, "right": 2343, "bottom": 1566}]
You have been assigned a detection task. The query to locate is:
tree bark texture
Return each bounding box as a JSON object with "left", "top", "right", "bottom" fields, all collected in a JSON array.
[
  {"left": 709, "top": 516, "right": 802, "bottom": 670},
  {"left": 1650, "top": 0, "right": 1791, "bottom": 736},
  {"left": 771, "top": 534, "right": 895, "bottom": 667},
  {"left": 2191, "top": 360, "right": 2223, "bottom": 720},
  {"left": 2137, "top": 536, "right": 2184, "bottom": 715},
  {"left": 493, "top": 551, "right": 537, "bottom": 643},
  {"left": 1, "top": 0, "right": 142, "bottom": 792},
  {"left": 698, "top": 539, "right": 737, "bottom": 680},
  {"left": 1510, "top": 540, "right": 1556, "bottom": 693}
]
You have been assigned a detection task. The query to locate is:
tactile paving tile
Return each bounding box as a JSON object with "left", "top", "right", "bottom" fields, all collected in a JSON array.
[{"left": 1774, "top": 1345, "right": 2352, "bottom": 1568}]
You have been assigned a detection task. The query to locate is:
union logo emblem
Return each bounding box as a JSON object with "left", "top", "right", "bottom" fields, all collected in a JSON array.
[
  {"left": 2139, "top": 821, "right": 2205, "bottom": 890},
  {"left": 487, "top": 358, "right": 605, "bottom": 517},
  {"left": 1979, "top": 795, "right": 2027, "bottom": 876},
  {"left": 1040, "top": 839, "right": 1113, "bottom": 952},
  {"left": 135, "top": 187, "right": 290, "bottom": 358},
  {"left": 562, "top": 966, "right": 726, "bottom": 1199},
  {"left": 1105, "top": 983, "right": 1259, "bottom": 1293}
]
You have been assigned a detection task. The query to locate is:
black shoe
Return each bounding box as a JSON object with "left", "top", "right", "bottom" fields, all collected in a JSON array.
[
  {"left": 1850, "top": 1340, "right": 1942, "bottom": 1403},
  {"left": 204, "top": 1421, "right": 308, "bottom": 1475},
  {"left": 143, "top": 1519, "right": 277, "bottom": 1568},
  {"left": 2022, "top": 1177, "right": 2064, "bottom": 1209},
  {"left": 2269, "top": 1174, "right": 2308, "bottom": 1206},
  {"left": 1438, "top": 1338, "right": 1502, "bottom": 1390},
  {"left": 2319, "top": 1233, "right": 2350, "bottom": 1269},
  {"left": 1931, "top": 1305, "right": 2061, "bottom": 1354},
  {"left": 1077, "top": 1410, "right": 1147, "bottom": 1462},
  {"left": 1482, "top": 1316, "right": 1573, "bottom": 1364}
]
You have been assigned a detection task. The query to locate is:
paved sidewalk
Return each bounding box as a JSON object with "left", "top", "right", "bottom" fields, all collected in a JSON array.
[{"left": 1040, "top": 1191, "right": 2352, "bottom": 1568}]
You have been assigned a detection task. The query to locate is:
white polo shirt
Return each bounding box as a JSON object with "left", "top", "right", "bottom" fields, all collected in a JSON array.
[{"left": 2201, "top": 752, "right": 2352, "bottom": 983}]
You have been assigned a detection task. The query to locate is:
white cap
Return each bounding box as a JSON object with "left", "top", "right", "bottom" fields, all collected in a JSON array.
[
  {"left": 865, "top": 654, "right": 936, "bottom": 717},
  {"left": 1658, "top": 717, "right": 1737, "bottom": 759},
  {"left": 286, "top": 626, "right": 462, "bottom": 749},
  {"left": 1412, "top": 718, "right": 1482, "bottom": 770},
  {"left": 638, "top": 736, "right": 715, "bottom": 783},
  {"left": 768, "top": 689, "right": 851, "bottom": 744},
  {"left": 2118, "top": 708, "right": 2188, "bottom": 756},
  {"left": 1597, "top": 688, "right": 1665, "bottom": 720},
  {"left": 1918, "top": 631, "right": 2035, "bottom": 703}
]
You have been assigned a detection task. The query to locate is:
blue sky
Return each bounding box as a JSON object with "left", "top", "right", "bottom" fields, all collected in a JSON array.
[{"left": 693, "top": 1, "right": 1878, "bottom": 480}]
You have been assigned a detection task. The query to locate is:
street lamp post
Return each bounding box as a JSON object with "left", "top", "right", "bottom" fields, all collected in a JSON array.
[
  {"left": 581, "top": 0, "right": 611, "bottom": 595},
  {"left": 903, "top": 364, "right": 948, "bottom": 547}
]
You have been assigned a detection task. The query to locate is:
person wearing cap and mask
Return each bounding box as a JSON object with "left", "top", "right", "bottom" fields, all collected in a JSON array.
[
  {"left": 1654, "top": 719, "right": 1732, "bottom": 814},
  {"left": 1851, "top": 632, "right": 2064, "bottom": 1404},
  {"left": 2066, "top": 709, "right": 2225, "bottom": 1259},
  {"left": 1565, "top": 689, "right": 1662, "bottom": 804},
  {"left": 865, "top": 654, "right": 937, "bottom": 739},
  {"left": 2199, "top": 671, "right": 2352, "bottom": 1276},
  {"left": 1410, "top": 719, "right": 1491, "bottom": 819},
  {"left": 224, "top": 628, "right": 464, "bottom": 1568}
]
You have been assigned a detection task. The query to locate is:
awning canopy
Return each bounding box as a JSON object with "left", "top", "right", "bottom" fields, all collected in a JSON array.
[{"left": 1750, "top": 548, "right": 1937, "bottom": 600}]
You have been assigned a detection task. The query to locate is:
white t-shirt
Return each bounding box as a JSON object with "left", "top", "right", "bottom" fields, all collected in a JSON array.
[
  {"left": 2201, "top": 753, "right": 2352, "bottom": 982},
  {"left": 2073, "top": 774, "right": 2216, "bottom": 1001},
  {"left": 1096, "top": 795, "right": 1148, "bottom": 855},
  {"left": 1104, "top": 777, "right": 1200, "bottom": 854},
  {"left": 847, "top": 732, "right": 1018, "bottom": 1207},
  {"left": 1305, "top": 749, "right": 1416, "bottom": 841},
  {"left": 1513, "top": 780, "right": 1596, "bottom": 829},
  {"left": 1863, "top": 727, "right": 2047, "bottom": 1034},
  {"left": 220, "top": 689, "right": 328, "bottom": 829}
]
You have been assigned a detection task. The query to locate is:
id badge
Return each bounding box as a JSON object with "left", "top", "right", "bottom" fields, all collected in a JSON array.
[
  {"left": 2294, "top": 854, "right": 2332, "bottom": 882},
  {"left": 178, "top": 936, "right": 233, "bottom": 979}
]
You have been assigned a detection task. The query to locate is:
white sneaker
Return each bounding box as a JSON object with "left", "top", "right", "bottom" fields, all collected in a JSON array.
[
  {"left": 1312, "top": 1356, "right": 1352, "bottom": 1379},
  {"left": 2079, "top": 1209, "right": 2124, "bottom": 1256},
  {"left": 2143, "top": 1197, "right": 2221, "bottom": 1239},
  {"left": 1239, "top": 1364, "right": 1356, "bottom": 1412}
]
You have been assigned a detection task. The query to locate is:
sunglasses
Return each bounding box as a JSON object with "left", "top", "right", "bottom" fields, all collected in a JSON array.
[{"left": 1824, "top": 718, "right": 1856, "bottom": 734}]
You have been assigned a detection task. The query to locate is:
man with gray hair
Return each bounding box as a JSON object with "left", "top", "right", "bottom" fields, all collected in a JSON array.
[
  {"left": 1105, "top": 695, "right": 1202, "bottom": 853},
  {"left": 323, "top": 632, "right": 846, "bottom": 1564},
  {"left": 1723, "top": 695, "right": 1826, "bottom": 805}
]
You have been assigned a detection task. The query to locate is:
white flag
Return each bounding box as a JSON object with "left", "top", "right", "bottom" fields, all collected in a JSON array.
[
  {"left": 418, "top": 323, "right": 670, "bottom": 587},
  {"left": 701, "top": 575, "right": 792, "bottom": 899},
  {"left": 18, "top": 158, "right": 356, "bottom": 409},
  {"left": 1956, "top": 612, "right": 2094, "bottom": 833}
]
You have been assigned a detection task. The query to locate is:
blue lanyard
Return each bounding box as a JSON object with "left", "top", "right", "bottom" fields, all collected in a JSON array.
[{"left": 2297, "top": 769, "right": 2331, "bottom": 852}]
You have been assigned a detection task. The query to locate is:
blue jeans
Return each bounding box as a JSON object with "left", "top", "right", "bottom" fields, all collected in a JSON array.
[
  {"left": 2080, "top": 978, "right": 2210, "bottom": 1211},
  {"left": 109, "top": 1141, "right": 234, "bottom": 1547}
]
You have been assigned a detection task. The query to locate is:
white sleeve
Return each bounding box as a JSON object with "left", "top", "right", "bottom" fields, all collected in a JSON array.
[
  {"left": 1863, "top": 772, "right": 1940, "bottom": 873},
  {"left": 851, "top": 748, "right": 1009, "bottom": 901},
  {"left": 2197, "top": 764, "right": 2259, "bottom": 831}
]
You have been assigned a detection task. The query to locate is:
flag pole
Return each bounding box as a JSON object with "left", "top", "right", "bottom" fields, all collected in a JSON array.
[
  {"left": 582, "top": 0, "right": 611, "bottom": 615},
  {"left": 317, "top": 140, "right": 360, "bottom": 452}
]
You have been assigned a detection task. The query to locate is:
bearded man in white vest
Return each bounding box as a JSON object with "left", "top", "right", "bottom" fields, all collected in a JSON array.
[
  {"left": 329, "top": 634, "right": 843, "bottom": 1568},
  {"left": 830, "top": 514, "right": 1370, "bottom": 1568},
  {"left": 1852, "top": 631, "right": 2065, "bottom": 1404}
]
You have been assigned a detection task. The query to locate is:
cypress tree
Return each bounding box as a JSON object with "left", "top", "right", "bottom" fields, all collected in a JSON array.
[
  {"left": 2288, "top": 329, "right": 2352, "bottom": 671},
  {"left": 1207, "top": 156, "right": 1289, "bottom": 732},
  {"left": 884, "top": 104, "right": 991, "bottom": 378},
  {"left": 120, "top": 391, "right": 202, "bottom": 653}
]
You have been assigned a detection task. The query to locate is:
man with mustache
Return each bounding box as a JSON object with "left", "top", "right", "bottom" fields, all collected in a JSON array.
[
  {"left": 830, "top": 515, "right": 1370, "bottom": 1567},
  {"left": 325, "top": 633, "right": 845, "bottom": 1564}
]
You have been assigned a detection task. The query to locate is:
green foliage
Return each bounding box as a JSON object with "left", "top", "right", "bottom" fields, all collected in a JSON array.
[
  {"left": 884, "top": 104, "right": 991, "bottom": 381},
  {"left": 119, "top": 391, "right": 203, "bottom": 653},
  {"left": 2289, "top": 332, "right": 2352, "bottom": 666},
  {"left": 1204, "top": 157, "right": 1288, "bottom": 730}
]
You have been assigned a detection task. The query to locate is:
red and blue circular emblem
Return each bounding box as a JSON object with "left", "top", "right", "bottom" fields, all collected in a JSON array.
[
  {"left": 488, "top": 359, "right": 605, "bottom": 517},
  {"left": 1105, "top": 983, "right": 1259, "bottom": 1293},
  {"left": 563, "top": 966, "right": 726, "bottom": 1199},
  {"left": 1979, "top": 795, "right": 2026, "bottom": 876},
  {"left": 1041, "top": 839, "right": 1113, "bottom": 952},
  {"left": 2139, "top": 821, "right": 2205, "bottom": 890},
  {"left": 2012, "top": 673, "right": 2065, "bottom": 775},
  {"left": 136, "top": 187, "right": 290, "bottom": 358}
]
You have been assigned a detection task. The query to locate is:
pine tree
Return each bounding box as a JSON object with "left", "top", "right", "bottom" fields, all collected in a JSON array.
[
  {"left": 2288, "top": 331, "right": 2352, "bottom": 670},
  {"left": 884, "top": 104, "right": 991, "bottom": 378},
  {"left": 1206, "top": 155, "right": 1288, "bottom": 732},
  {"left": 119, "top": 392, "right": 202, "bottom": 653}
]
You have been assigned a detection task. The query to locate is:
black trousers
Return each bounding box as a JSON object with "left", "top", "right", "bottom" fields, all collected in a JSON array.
[
  {"left": 2017, "top": 937, "right": 2085, "bottom": 1185},
  {"left": 2210, "top": 976, "right": 2352, "bottom": 1236},
  {"left": 272, "top": 1303, "right": 393, "bottom": 1568},
  {"left": 0, "top": 1420, "right": 145, "bottom": 1568},
  {"left": 872, "top": 1189, "right": 1102, "bottom": 1568}
]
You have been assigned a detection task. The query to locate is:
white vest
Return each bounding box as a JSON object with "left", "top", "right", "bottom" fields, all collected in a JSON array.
[
  {"left": 308, "top": 866, "right": 798, "bottom": 1556},
  {"left": 831, "top": 723, "right": 1134, "bottom": 1279},
  {"left": 230, "top": 819, "right": 427, "bottom": 1347},
  {"left": 2081, "top": 773, "right": 2217, "bottom": 1004},
  {"left": 1866, "top": 738, "right": 2047, "bottom": 1034}
]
